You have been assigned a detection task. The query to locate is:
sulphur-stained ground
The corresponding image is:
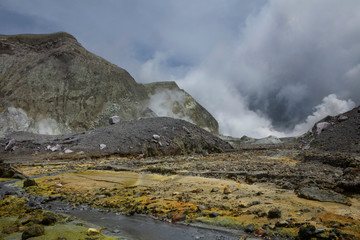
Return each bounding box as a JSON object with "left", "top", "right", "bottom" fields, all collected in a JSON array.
[
  {"left": 0, "top": 194, "right": 123, "bottom": 240},
  {"left": 5, "top": 148, "right": 360, "bottom": 240}
]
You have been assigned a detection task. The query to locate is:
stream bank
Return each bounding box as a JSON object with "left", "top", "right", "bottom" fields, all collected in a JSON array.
[{"left": 0, "top": 179, "right": 255, "bottom": 240}]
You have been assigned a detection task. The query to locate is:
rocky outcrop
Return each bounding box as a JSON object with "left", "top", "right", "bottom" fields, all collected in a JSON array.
[
  {"left": 301, "top": 106, "right": 360, "bottom": 153},
  {"left": 0, "top": 32, "right": 219, "bottom": 136}
]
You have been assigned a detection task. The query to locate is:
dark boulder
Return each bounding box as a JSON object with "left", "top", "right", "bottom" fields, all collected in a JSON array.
[
  {"left": 296, "top": 187, "right": 350, "bottom": 205},
  {"left": 22, "top": 225, "right": 45, "bottom": 239}
]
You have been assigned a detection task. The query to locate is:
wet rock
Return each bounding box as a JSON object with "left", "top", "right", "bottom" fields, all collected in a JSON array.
[
  {"left": 244, "top": 224, "right": 255, "bottom": 233},
  {"left": 268, "top": 208, "right": 282, "bottom": 219},
  {"left": 209, "top": 212, "right": 220, "bottom": 218},
  {"left": 23, "top": 179, "right": 38, "bottom": 188},
  {"left": 298, "top": 225, "right": 316, "bottom": 240},
  {"left": 22, "top": 224, "right": 45, "bottom": 240},
  {"left": 172, "top": 214, "right": 186, "bottom": 223},
  {"left": 297, "top": 187, "right": 350, "bottom": 205},
  {"left": 109, "top": 116, "right": 121, "bottom": 125}
]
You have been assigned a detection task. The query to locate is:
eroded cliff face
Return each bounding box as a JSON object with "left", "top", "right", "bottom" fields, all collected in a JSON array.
[{"left": 0, "top": 32, "right": 219, "bottom": 135}]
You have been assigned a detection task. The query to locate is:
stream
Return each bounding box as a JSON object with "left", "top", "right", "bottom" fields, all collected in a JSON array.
[{"left": 0, "top": 180, "right": 260, "bottom": 240}]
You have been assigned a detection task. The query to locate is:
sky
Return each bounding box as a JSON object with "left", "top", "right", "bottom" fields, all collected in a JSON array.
[{"left": 1, "top": 0, "right": 359, "bottom": 138}]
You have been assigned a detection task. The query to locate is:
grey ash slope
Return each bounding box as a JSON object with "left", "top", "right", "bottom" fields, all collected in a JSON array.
[
  {"left": 302, "top": 106, "right": 360, "bottom": 153},
  {"left": 0, "top": 117, "right": 232, "bottom": 158},
  {"left": 0, "top": 32, "right": 218, "bottom": 135}
]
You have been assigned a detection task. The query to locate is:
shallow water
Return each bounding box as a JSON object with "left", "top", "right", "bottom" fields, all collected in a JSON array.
[{"left": 0, "top": 181, "right": 259, "bottom": 240}]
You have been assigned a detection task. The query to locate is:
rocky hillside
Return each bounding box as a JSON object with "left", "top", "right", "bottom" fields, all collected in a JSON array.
[
  {"left": 0, "top": 117, "right": 232, "bottom": 158},
  {"left": 302, "top": 106, "right": 360, "bottom": 153},
  {"left": 143, "top": 81, "right": 218, "bottom": 134},
  {"left": 0, "top": 32, "right": 218, "bottom": 136}
]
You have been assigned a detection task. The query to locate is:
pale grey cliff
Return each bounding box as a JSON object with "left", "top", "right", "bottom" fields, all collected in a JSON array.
[{"left": 0, "top": 32, "right": 218, "bottom": 136}]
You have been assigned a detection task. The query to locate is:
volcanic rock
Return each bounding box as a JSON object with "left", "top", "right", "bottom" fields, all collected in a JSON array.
[
  {"left": 0, "top": 117, "right": 232, "bottom": 157},
  {"left": 21, "top": 224, "right": 45, "bottom": 239},
  {"left": 23, "top": 179, "right": 38, "bottom": 188},
  {"left": 267, "top": 208, "right": 282, "bottom": 219},
  {"left": 303, "top": 106, "right": 360, "bottom": 153},
  {"left": 296, "top": 187, "right": 350, "bottom": 205},
  {"left": 109, "top": 116, "right": 121, "bottom": 125},
  {"left": 0, "top": 159, "right": 25, "bottom": 178}
]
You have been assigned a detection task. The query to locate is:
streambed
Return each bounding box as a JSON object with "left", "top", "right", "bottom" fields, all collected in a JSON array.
[{"left": 0, "top": 180, "right": 258, "bottom": 240}]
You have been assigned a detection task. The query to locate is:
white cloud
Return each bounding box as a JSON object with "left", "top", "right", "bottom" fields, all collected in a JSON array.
[{"left": 291, "top": 94, "right": 355, "bottom": 136}]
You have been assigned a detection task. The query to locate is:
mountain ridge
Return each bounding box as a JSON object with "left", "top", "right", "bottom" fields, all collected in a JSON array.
[{"left": 0, "top": 32, "right": 218, "bottom": 136}]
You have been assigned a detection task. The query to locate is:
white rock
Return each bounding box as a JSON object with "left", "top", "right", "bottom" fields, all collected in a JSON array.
[
  {"left": 5, "top": 139, "right": 15, "bottom": 151},
  {"left": 338, "top": 115, "right": 348, "bottom": 121},
  {"left": 109, "top": 116, "right": 121, "bottom": 125},
  {"left": 87, "top": 228, "right": 100, "bottom": 235},
  {"left": 100, "top": 144, "right": 106, "bottom": 150},
  {"left": 50, "top": 144, "right": 61, "bottom": 152},
  {"left": 64, "top": 149, "right": 73, "bottom": 154},
  {"left": 153, "top": 134, "right": 160, "bottom": 140},
  {"left": 316, "top": 122, "right": 331, "bottom": 135}
]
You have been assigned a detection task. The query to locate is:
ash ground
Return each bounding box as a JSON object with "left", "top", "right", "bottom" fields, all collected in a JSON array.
[{"left": 3, "top": 141, "right": 360, "bottom": 240}]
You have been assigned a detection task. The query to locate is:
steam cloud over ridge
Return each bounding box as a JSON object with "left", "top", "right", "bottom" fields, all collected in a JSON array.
[{"left": 1, "top": 0, "right": 359, "bottom": 137}]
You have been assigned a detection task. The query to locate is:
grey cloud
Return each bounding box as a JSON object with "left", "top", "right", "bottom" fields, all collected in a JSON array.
[{"left": 227, "top": 0, "right": 360, "bottom": 130}]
